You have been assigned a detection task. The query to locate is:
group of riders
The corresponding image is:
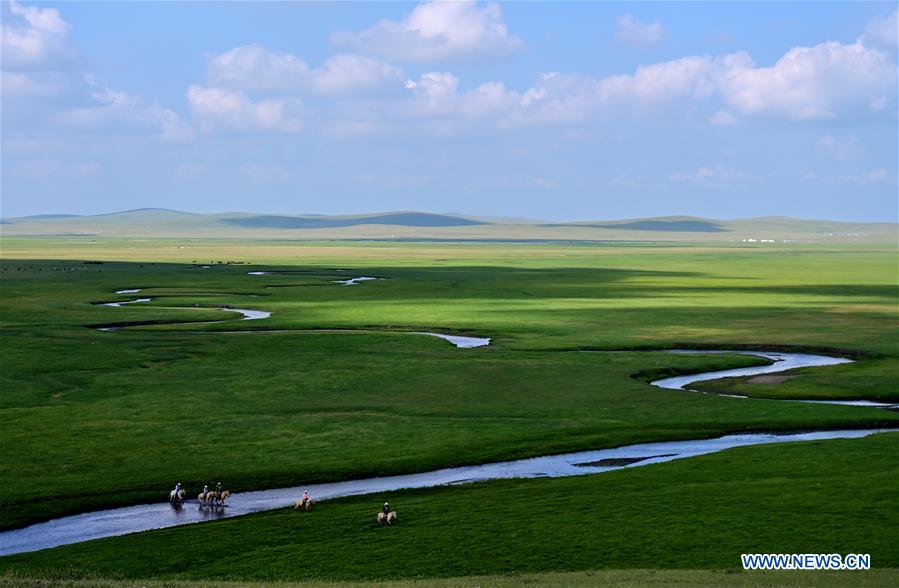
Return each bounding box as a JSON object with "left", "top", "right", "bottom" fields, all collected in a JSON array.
[
  {"left": 170, "top": 484, "right": 396, "bottom": 523},
  {"left": 169, "top": 481, "right": 228, "bottom": 507}
]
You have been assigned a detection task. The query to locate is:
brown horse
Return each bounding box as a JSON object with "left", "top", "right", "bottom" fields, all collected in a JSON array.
[
  {"left": 216, "top": 490, "right": 230, "bottom": 506},
  {"left": 198, "top": 491, "right": 218, "bottom": 506},
  {"left": 295, "top": 497, "right": 315, "bottom": 512},
  {"left": 377, "top": 511, "right": 397, "bottom": 525}
]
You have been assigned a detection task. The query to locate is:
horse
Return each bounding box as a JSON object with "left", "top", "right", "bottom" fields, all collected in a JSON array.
[
  {"left": 215, "top": 490, "right": 230, "bottom": 506},
  {"left": 169, "top": 489, "right": 185, "bottom": 507},
  {"left": 295, "top": 497, "right": 315, "bottom": 512},
  {"left": 377, "top": 511, "right": 397, "bottom": 525},
  {"left": 198, "top": 491, "right": 218, "bottom": 506}
]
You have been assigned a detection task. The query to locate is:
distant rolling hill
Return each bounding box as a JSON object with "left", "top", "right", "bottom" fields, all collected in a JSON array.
[
  {"left": 221, "top": 212, "right": 484, "bottom": 229},
  {"left": 0, "top": 209, "right": 895, "bottom": 243}
]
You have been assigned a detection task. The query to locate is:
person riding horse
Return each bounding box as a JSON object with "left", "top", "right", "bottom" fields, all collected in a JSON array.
[{"left": 383, "top": 502, "right": 391, "bottom": 516}]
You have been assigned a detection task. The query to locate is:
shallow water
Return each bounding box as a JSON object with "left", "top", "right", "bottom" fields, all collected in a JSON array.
[
  {"left": 0, "top": 428, "right": 889, "bottom": 555},
  {"left": 222, "top": 308, "right": 271, "bottom": 320},
  {"left": 653, "top": 350, "right": 898, "bottom": 409},
  {"left": 114, "top": 289, "right": 142, "bottom": 294},
  {"left": 417, "top": 332, "right": 491, "bottom": 348},
  {"left": 332, "top": 276, "right": 379, "bottom": 286},
  {"left": 100, "top": 298, "right": 152, "bottom": 308}
]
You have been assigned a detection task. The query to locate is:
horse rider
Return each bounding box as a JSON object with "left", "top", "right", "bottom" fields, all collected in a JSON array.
[
  {"left": 203, "top": 484, "right": 209, "bottom": 497},
  {"left": 301, "top": 490, "right": 311, "bottom": 508},
  {"left": 171, "top": 482, "right": 182, "bottom": 498},
  {"left": 215, "top": 481, "right": 223, "bottom": 494},
  {"left": 383, "top": 502, "right": 391, "bottom": 516}
]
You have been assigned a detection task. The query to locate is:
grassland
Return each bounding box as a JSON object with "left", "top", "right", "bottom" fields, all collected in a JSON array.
[
  {"left": 5, "top": 569, "right": 899, "bottom": 588},
  {"left": 1, "top": 237, "right": 897, "bottom": 582},
  {"left": 2, "top": 434, "right": 897, "bottom": 580}
]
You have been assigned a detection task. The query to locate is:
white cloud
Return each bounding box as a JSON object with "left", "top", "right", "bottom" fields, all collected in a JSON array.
[
  {"left": 206, "top": 45, "right": 403, "bottom": 96},
  {"left": 616, "top": 14, "right": 667, "bottom": 48},
  {"left": 364, "top": 35, "right": 894, "bottom": 135},
  {"left": 719, "top": 41, "right": 896, "bottom": 120},
  {"left": 1, "top": 1, "right": 72, "bottom": 70},
  {"left": 187, "top": 85, "right": 302, "bottom": 133},
  {"left": 58, "top": 77, "right": 192, "bottom": 141},
  {"left": 668, "top": 164, "right": 765, "bottom": 189},
  {"left": 312, "top": 54, "right": 404, "bottom": 95},
  {"left": 804, "top": 168, "right": 891, "bottom": 185},
  {"left": 240, "top": 163, "right": 295, "bottom": 182},
  {"left": 514, "top": 41, "right": 895, "bottom": 124},
  {"left": 859, "top": 10, "right": 897, "bottom": 50},
  {"left": 816, "top": 135, "right": 862, "bottom": 162},
  {"left": 332, "top": 0, "right": 523, "bottom": 62},
  {"left": 207, "top": 44, "right": 309, "bottom": 92},
  {"left": 404, "top": 71, "right": 517, "bottom": 119},
  {"left": 1, "top": 70, "right": 62, "bottom": 97}
]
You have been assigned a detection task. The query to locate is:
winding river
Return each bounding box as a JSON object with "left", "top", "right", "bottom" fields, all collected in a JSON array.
[{"left": 6, "top": 290, "right": 890, "bottom": 555}]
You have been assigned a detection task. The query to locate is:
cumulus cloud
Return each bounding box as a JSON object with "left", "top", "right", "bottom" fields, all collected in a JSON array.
[
  {"left": 187, "top": 85, "right": 302, "bottom": 133},
  {"left": 206, "top": 45, "right": 404, "bottom": 96},
  {"left": 1, "top": 1, "right": 72, "bottom": 70},
  {"left": 859, "top": 10, "right": 897, "bottom": 51},
  {"left": 719, "top": 41, "right": 897, "bottom": 120},
  {"left": 1, "top": 2, "right": 72, "bottom": 100},
  {"left": 404, "top": 71, "right": 517, "bottom": 119},
  {"left": 668, "top": 164, "right": 765, "bottom": 189},
  {"left": 332, "top": 0, "right": 523, "bottom": 62},
  {"left": 57, "top": 76, "right": 192, "bottom": 141},
  {"left": 616, "top": 14, "right": 667, "bottom": 47},
  {"left": 397, "top": 38, "right": 895, "bottom": 130}
]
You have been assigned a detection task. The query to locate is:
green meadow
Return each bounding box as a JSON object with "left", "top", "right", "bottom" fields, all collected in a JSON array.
[{"left": 1, "top": 237, "right": 897, "bottom": 582}]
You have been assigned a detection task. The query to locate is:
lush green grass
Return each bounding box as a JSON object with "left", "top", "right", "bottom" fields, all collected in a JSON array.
[
  {"left": 3, "top": 433, "right": 897, "bottom": 581},
  {"left": 1, "top": 246, "right": 897, "bottom": 529},
  {"left": 1, "top": 239, "right": 897, "bottom": 580},
  {"left": 4, "top": 569, "right": 899, "bottom": 588},
  {"left": 694, "top": 359, "right": 899, "bottom": 401}
]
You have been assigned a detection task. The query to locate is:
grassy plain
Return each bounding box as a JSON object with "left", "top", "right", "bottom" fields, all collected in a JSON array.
[
  {"left": 1, "top": 237, "right": 897, "bottom": 581},
  {"left": 5, "top": 569, "right": 899, "bottom": 588},
  {"left": 2, "top": 434, "right": 897, "bottom": 580}
]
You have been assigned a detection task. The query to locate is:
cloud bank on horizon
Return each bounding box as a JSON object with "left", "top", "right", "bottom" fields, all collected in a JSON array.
[{"left": 1, "top": 1, "right": 896, "bottom": 221}]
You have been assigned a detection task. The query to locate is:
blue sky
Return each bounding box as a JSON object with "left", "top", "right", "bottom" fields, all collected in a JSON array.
[{"left": 1, "top": 1, "right": 896, "bottom": 221}]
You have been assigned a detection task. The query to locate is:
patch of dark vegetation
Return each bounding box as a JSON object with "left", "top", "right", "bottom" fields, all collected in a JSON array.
[
  {"left": 223, "top": 213, "right": 484, "bottom": 229},
  {"left": 546, "top": 220, "right": 727, "bottom": 232},
  {"left": 575, "top": 454, "right": 676, "bottom": 468}
]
